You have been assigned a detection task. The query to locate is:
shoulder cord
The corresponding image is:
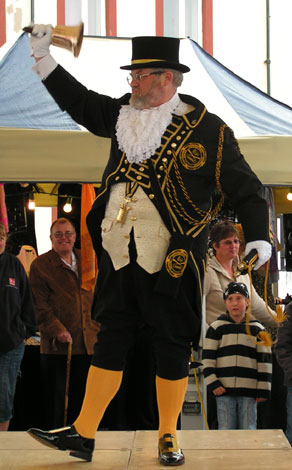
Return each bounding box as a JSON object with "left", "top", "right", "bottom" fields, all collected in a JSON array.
[{"left": 162, "top": 125, "right": 226, "bottom": 227}]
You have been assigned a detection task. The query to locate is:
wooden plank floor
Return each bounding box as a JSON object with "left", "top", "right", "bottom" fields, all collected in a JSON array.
[{"left": 0, "top": 430, "right": 291, "bottom": 469}]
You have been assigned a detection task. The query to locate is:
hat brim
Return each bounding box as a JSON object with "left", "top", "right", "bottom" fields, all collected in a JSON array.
[{"left": 120, "top": 61, "right": 190, "bottom": 73}]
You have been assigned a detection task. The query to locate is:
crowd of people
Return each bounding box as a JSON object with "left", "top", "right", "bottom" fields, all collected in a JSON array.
[{"left": 0, "top": 28, "right": 291, "bottom": 468}]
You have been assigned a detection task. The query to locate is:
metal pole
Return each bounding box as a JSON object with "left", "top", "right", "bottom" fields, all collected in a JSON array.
[
  {"left": 30, "top": 0, "right": 34, "bottom": 24},
  {"left": 265, "top": 0, "right": 271, "bottom": 95}
]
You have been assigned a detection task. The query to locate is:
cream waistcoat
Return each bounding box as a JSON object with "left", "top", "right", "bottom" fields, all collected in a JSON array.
[{"left": 101, "top": 183, "right": 171, "bottom": 273}]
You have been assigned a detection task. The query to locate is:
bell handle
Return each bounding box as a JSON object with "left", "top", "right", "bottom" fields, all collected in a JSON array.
[{"left": 23, "top": 26, "right": 33, "bottom": 33}]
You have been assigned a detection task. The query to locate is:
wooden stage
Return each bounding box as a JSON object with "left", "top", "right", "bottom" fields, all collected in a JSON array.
[{"left": 0, "top": 429, "right": 291, "bottom": 469}]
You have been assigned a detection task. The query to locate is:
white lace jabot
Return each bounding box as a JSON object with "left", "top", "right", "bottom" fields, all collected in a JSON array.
[{"left": 115, "top": 93, "right": 182, "bottom": 164}]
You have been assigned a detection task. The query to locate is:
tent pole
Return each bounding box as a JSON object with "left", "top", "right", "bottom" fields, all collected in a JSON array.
[
  {"left": 30, "top": 0, "right": 35, "bottom": 24},
  {"left": 265, "top": 0, "right": 271, "bottom": 96}
]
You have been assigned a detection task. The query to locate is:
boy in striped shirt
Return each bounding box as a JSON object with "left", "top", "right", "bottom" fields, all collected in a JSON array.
[{"left": 202, "top": 281, "right": 272, "bottom": 429}]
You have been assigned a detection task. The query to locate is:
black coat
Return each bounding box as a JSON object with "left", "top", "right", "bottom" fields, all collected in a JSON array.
[
  {"left": 44, "top": 66, "right": 270, "bottom": 297},
  {"left": 0, "top": 252, "right": 36, "bottom": 355},
  {"left": 275, "top": 303, "right": 292, "bottom": 387}
]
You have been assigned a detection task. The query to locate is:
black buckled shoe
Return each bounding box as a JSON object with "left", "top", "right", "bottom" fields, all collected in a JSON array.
[
  {"left": 27, "top": 425, "right": 94, "bottom": 462},
  {"left": 158, "top": 433, "right": 185, "bottom": 466}
]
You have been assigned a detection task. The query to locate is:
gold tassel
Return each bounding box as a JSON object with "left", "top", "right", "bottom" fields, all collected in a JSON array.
[
  {"left": 275, "top": 305, "right": 287, "bottom": 324},
  {"left": 257, "top": 330, "right": 274, "bottom": 347}
]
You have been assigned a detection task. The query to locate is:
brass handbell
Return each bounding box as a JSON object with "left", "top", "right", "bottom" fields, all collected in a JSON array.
[
  {"left": 235, "top": 248, "right": 258, "bottom": 277},
  {"left": 23, "top": 22, "right": 84, "bottom": 58}
]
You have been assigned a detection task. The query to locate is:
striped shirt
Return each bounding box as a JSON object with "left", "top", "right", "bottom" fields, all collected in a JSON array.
[{"left": 202, "top": 314, "right": 272, "bottom": 399}]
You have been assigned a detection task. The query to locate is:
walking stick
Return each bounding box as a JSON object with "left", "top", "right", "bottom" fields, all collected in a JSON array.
[{"left": 64, "top": 341, "right": 72, "bottom": 426}]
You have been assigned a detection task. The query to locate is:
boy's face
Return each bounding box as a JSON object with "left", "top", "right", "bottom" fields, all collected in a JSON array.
[{"left": 225, "top": 293, "right": 249, "bottom": 323}]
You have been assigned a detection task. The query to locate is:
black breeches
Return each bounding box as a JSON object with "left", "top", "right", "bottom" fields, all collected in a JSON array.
[{"left": 91, "top": 242, "right": 202, "bottom": 380}]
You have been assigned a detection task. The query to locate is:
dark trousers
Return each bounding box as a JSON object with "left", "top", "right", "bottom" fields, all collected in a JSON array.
[
  {"left": 257, "top": 350, "right": 287, "bottom": 430},
  {"left": 207, "top": 390, "right": 218, "bottom": 429},
  {"left": 91, "top": 243, "right": 202, "bottom": 380},
  {"left": 40, "top": 354, "right": 92, "bottom": 430}
]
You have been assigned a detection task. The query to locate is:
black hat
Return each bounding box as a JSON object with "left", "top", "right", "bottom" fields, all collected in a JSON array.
[
  {"left": 223, "top": 282, "right": 249, "bottom": 300},
  {"left": 120, "top": 36, "right": 190, "bottom": 73}
]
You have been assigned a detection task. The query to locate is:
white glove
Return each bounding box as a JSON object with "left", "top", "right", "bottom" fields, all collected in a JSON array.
[
  {"left": 244, "top": 240, "right": 272, "bottom": 270},
  {"left": 30, "top": 24, "right": 53, "bottom": 58}
]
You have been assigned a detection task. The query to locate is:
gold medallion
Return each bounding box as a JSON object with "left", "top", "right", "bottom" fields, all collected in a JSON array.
[
  {"left": 179, "top": 143, "right": 207, "bottom": 170},
  {"left": 165, "top": 249, "right": 188, "bottom": 278}
]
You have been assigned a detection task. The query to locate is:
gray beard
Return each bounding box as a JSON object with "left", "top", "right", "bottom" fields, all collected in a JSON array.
[{"left": 129, "top": 94, "right": 149, "bottom": 110}]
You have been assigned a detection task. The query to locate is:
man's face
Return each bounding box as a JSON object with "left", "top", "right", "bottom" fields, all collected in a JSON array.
[
  {"left": 225, "top": 293, "right": 249, "bottom": 323},
  {"left": 50, "top": 221, "right": 76, "bottom": 258},
  {"left": 129, "top": 68, "right": 165, "bottom": 109}
]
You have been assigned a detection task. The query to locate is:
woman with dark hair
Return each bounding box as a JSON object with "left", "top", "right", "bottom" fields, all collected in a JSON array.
[
  {"left": 0, "top": 222, "right": 36, "bottom": 430},
  {"left": 204, "top": 220, "right": 276, "bottom": 328}
]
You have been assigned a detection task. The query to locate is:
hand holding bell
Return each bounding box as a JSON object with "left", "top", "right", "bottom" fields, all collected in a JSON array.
[{"left": 23, "top": 22, "right": 83, "bottom": 58}]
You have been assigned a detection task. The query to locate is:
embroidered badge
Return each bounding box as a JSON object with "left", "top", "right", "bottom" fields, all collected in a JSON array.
[
  {"left": 179, "top": 143, "right": 207, "bottom": 170},
  {"left": 165, "top": 249, "right": 188, "bottom": 278},
  {"left": 9, "top": 278, "right": 15, "bottom": 286}
]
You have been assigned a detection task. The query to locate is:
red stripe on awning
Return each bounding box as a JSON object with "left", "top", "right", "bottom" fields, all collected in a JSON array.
[{"left": 0, "top": 0, "right": 6, "bottom": 47}]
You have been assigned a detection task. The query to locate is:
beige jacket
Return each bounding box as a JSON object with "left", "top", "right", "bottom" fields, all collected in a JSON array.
[{"left": 204, "top": 256, "right": 277, "bottom": 328}]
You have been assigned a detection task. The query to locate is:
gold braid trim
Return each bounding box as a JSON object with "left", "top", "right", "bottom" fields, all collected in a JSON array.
[
  {"left": 215, "top": 124, "right": 226, "bottom": 196},
  {"left": 162, "top": 125, "right": 226, "bottom": 227}
]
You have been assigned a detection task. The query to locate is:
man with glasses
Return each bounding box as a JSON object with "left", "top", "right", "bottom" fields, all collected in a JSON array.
[
  {"left": 27, "top": 31, "right": 272, "bottom": 466},
  {"left": 29, "top": 218, "right": 99, "bottom": 430}
]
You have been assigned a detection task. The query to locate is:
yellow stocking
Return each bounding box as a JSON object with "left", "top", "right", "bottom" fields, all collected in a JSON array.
[
  {"left": 74, "top": 365, "right": 123, "bottom": 439},
  {"left": 156, "top": 376, "right": 188, "bottom": 438}
]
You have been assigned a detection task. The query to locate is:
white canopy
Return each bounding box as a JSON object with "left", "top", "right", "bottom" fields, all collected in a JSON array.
[
  {"left": 1, "top": 128, "right": 291, "bottom": 185},
  {"left": 0, "top": 35, "right": 291, "bottom": 184}
]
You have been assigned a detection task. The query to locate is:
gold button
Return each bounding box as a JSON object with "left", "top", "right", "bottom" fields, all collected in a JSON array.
[
  {"left": 142, "top": 160, "right": 147, "bottom": 164},
  {"left": 157, "top": 174, "right": 161, "bottom": 179},
  {"left": 131, "top": 216, "right": 137, "bottom": 221},
  {"left": 121, "top": 168, "right": 126, "bottom": 172},
  {"left": 149, "top": 194, "right": 155, "bottom": 199},
  {"left": 176, "top": 136, "right": 181, "bottom": 141},
  {"left": 115, "top": 176, "right": 120, "bottom": 181},
  {"left": 136, "top": 175, "right": 142, "bottom": 180},
  {"left": 162, "top": 157, "right": 168, "bottom": 162},
  {"left": 181, "top": 130, "right": 186, "bottom": 134},
  {"left": 186, "top": 126, "right": 189, "bottom": 130},
  {"left": 131, "top": 197, "right": 137, "bottom": 202},
  {"left": 124, "top": 159, "right": 128, "bottom": 164},
  {"left": 167, "top": 150, "right": 172, "bottom": 155},
  {"left": 171, "top": 143, "right": 177, "bottom": 148},
  {"left": 139, "top": 167, "right": 144, "bottom": 172},
  {"left": 159, "top": 165, "right": 164, "bottom": 171}
]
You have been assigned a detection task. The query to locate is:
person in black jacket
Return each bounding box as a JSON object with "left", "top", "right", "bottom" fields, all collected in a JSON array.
[
  {"left": 0, "top": 222, "right": 36, "bottom": 431},
  {"left": 27, "top": 28, "right": 272, "bottom": 466},
  {"left": 275, "top": 302, "right": 292, "bottom": 445}
]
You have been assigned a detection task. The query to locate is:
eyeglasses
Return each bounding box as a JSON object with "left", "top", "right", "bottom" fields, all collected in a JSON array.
[
  {"left": 126, "top": 71, "right": 164, "bottom": 85},
  {"left": 53, "top": 231, "right": 75, "bottom": 238}
]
